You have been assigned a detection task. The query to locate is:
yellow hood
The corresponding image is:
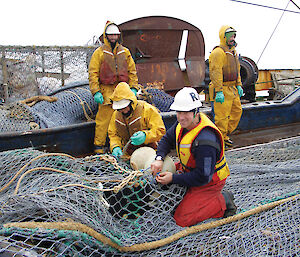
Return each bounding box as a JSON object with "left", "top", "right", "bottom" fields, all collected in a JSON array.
[
  {"left": 219, "top": 25, "right": 236, "bottom": 47},
  {"left": 110, "top": 82, "right": 137, "bottom": 109}
]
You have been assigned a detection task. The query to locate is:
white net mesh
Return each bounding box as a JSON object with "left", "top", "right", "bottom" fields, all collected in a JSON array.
[{"left": 0, "top": 46, "right": 96, "bottom": 102}]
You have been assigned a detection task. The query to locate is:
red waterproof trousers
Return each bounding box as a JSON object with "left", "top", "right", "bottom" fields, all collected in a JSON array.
[{"left": 173, "top": 179, "right": 226, "bottom": 227}]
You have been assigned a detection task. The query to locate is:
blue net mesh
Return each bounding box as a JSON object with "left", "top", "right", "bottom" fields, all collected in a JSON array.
[
  {"left": 0, "top": 84, "right": 174, "bottom": 133},
  {"left": 31, "top": 85, "right": 97, "bottom": 128},
  {"left": 145, "top": 88, "right": 174, "bottom": 112}
]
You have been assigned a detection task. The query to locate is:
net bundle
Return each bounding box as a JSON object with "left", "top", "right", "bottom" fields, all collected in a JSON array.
[
  {"left": 0, "top": 82, "right": 174, "bottom": 133},
  {"left": 0, "top": 45, "right": 99, "bottom": 133},
  {"left": 0, "top": 136, "right": 299, "bottom": 256},
  {"left": 142, "top": 87, "right": 174, "bottom": 112},
  {"left": 31, "top": 84, "right": 97, "bottom": 128},
  {"left": 0, "top": 84, "right": 97, "bottom": 132}
]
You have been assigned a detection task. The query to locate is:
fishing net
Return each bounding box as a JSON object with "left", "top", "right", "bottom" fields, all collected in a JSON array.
[
  {"left": 0, "top": 46, "right": 180, "bottom": 134},
  {"left": 30, "top": 84, "right": 97, "bottom": 128},
  {"left": 0, "top": 84, "right": 97, "bottom": 132},
  {"left": 0, "top": 47, "right": 97, "bottom": 133},
  {"left": 0, "top": 46, "right": 96, "bottom": 102},
  {"left": 139, "top": 87, "right": 174, "bottom": 113},
  {"left": 0, "top": 82, "right": 175, "bottom": 133},
  {"left": 0, "top": 136, "right": 299, "bottom": 256}
]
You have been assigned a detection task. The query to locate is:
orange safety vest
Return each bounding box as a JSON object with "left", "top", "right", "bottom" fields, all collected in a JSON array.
[
  {"left": 99, "top": 44, "right": 129, "bottom": 84},
  {"left": 175, "top": 113, "right": 230, "bottom": 183},
  {"left": 216, "top": 45, "right": 239, "bottom": 82}
]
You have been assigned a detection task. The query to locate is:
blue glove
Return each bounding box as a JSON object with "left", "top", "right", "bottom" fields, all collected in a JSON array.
[
  {"left": 130, "top": 131, "right": 146, "bottom": 146},
  {"left": 215, "top": 91, "right": 225, "bottom": 103},
  {"left": 131, "top": 88, "right": 138, "bottom": 96},
  {"left": 112, "top": 147, "right": 122, "bottom": 158},
  {"left": 94, "top": 92, "right": 104, "bottom": 104},
  {"left": 237, "top": 86, "right": 244, "bottom": 98}
]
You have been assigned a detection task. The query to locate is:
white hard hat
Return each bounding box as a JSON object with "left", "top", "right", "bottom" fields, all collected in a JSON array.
[
  {"left": 225, "top": 27, "right": 236, "bottom": 34},
  {"left": 106, "top": 24, "right": 120, "bottom": 35},
  {"left": 112, "top": 99, "right": 131, "bottom": 110},
  {"left": 170, "top": 87, "right": 202, "bottom": 111}
]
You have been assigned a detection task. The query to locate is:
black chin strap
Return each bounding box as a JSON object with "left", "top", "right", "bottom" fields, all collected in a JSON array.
[{"left": 193, "top": 108, "right": 200, "bottom": 119}]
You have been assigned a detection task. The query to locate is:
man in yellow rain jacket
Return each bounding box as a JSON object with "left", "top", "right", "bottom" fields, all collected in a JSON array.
[
  {"left": 89, "top": 21, "right": 139, "bottom": 154},
  {"left": 108, "top": 82, "right": 166, "bottom": 158},
  {"left": 209, "top": 25, "right": 243, "bottom": 148}
]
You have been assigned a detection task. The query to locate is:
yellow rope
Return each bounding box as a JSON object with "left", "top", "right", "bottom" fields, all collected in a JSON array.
[
  {"left": 0, "top": 153, "right": 75, "bottom": 193},
  {"left": 112, "top": 170, "right": 143, "bottom": 193},
  {"left": 78, "top": 88, "right": 91, "bottom": 93},
  {"left": 15, "top": 173, "right": 142, "bottom": 197},
  {"left": 86, "top": 154, "right": 132, "bottom": 175},
  {"left": 20, "top": 95, "right": 57, "bottom": 107},
  {"left": 65, "top": 90, "right": 94, "bottom": 121},
  {"left": 10, "top": 153, "right": 142, "bottom": 195},
  {"left": 0, "top": 151, "right": 140, "bottom": 195},
  {"left": 4, "top": 194, "right": 298, "bottom": 253},
  {"left": 13, "top": 167, "right": 81, "bottom": 195},
  {"left": 20, "top": 183, "right": 112, "bottom": 197}
]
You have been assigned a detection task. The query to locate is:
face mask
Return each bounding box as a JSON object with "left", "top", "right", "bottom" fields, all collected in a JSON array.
[
  {"left": 225, "top": 32, "right": 236, "bottom": 41},
  {"left": 225, "top": 32, "right": 237, "bottom": 48}
]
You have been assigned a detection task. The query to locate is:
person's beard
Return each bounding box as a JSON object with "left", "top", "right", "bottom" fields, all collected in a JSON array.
[
  {"left": 122, "top": 105, "right": 133, "bottom": 118},
  {"left": 109, "top": 41, "right": 116, "bottom": 50}
]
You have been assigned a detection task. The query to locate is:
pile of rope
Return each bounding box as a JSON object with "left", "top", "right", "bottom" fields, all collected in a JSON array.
[{"left": 0, "top": 136, "right": 299, "bottom": 256}]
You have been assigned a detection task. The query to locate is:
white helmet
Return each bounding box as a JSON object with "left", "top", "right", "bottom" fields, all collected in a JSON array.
[
  {"left": 225, "top": 27, "right": 236, "bottom": 34},
  {"left": 112, "top": 99, "right": 131, "bottom": 110},
  {"left": 170, "top": 87, "right": 202, "bottom": 111},
  {"left": 106, "top": 24, "right": 120, "bottom": 35}
]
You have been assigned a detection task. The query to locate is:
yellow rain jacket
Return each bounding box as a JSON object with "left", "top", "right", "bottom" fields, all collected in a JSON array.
[
  {"left": 208, "top": 25, "right": 243, "bottom": 141},
  {"left": 108, "top": 82, "right": 166, "bottom": 152},
  {"left": 88, "top": 21, "right": 139, "bottom": 151},
  {"left": 209, "top": 25, "right": 242, "bottom": 100},
  {"left": 89, "top": 21, "right": 139, "bottom": 102}
]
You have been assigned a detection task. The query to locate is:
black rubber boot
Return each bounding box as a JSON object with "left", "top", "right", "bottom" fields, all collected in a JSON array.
[{"left": 222, "top": 190, "right": 237, "bottom": 218}]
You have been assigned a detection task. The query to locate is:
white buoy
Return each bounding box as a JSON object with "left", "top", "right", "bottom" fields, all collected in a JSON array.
[
  {"left": 130, "top": 147, "right": 176, "bottom": 173},
  {"left": 97, "top": 182, "right": 110, "bottom": 209}
]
